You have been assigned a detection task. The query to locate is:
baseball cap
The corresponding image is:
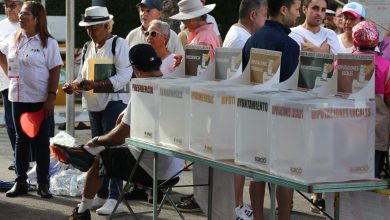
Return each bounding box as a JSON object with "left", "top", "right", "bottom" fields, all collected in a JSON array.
[
  {"left": 352, "top": 21, "right": 379, "bottom": 48},
  {"left": 342, "top": 2, "right": 366, "bottom": 19},
  {"left": 136, "top": 0, "right": 162, "bottom": 11},
  {"left": 129, "top": 44, "right": 162, "bottom": 71},
  {"left": 326, "top": 9, "right": 335, "bottom": 15}
]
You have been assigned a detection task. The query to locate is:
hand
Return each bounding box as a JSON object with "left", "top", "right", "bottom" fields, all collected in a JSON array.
[
  {"left": 62, "top": 82, "right": 81, "bottom": 94},
  {"left": 42, "top": 97, "right": 55, "bottom": 118},
  {"left": 320, "top": 40, "right": 330, "bottom": 53},
  {"left": 85, "top": 136, "right": 99, "bottom": 148},
  {"left": 79, "top": 79, "right": 96, "bottom": 91},
  {"left": 302, "top": 38, "right": 317, "bottom": 51},
  {"left": 172, "top": 55, "right": 183, "bottom": 68}
]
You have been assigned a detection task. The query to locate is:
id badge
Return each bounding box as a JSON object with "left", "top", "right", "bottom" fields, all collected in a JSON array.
[{"left": 8, "top": 56, "right": 20, "bottom": 78}]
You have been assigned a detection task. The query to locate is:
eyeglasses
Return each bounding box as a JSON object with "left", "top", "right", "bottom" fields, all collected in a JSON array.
[
  {"left": 18, "top": 11, "right": 33, "bottom": 17},
  {"left": 144, "top": 31, "right": 161, "bottom": 38},
  {"left": 3, "top": 2, "right": 21, "bottom": 10}
]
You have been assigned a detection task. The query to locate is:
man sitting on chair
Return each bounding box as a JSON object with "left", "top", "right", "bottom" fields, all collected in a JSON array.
[{"left": 62, "top": 44, "right": 184, "bottom": 220}]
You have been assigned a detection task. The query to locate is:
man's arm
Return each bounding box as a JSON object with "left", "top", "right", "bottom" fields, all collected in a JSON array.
[{"left": 87, "top": 121, "right": 130, "bottom": 147}]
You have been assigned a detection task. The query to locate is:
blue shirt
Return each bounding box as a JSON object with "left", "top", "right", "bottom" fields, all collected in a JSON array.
[{"left": 242, "top": 20, "right": 300, "bottom": 82}]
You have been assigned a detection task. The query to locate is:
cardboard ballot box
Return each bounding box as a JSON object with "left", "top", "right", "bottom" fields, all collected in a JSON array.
[
  {"left": 235, "top": 90, "right": 314, "bottom": 172},
  {"left": 158, "top": 80, "right": 217, "bottom": 150},
  {"left": 189, "top": 84, "right": 253, "bottom": 159},
  {"left": 270, "top": 97, "right": 375, "bottom": 183}
]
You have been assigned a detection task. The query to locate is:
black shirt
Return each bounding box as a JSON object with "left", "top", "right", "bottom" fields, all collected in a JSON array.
[{"left": 242, "top": 20, "right": 300, "bottom": 82}]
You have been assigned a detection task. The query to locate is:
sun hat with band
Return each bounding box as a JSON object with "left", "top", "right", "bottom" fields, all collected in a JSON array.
[
  {"left": 79, "top": 6, "right": 113, "bottom": 27},
  {"left": 352, "top": 21, "right": 379, "bottom": 48},
  {"left": 169, "top": 0, "right": 215, "bottom": 21},
  {"left": 342, "top": 2, "right": 366, "bottom": 19}
]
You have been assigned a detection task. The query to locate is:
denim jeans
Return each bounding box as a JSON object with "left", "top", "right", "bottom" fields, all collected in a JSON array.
[
  {"left": 88, "top": 100, "right": 126, "bottom": 200},
  {"left": 12, "top": 102, "right": 54, "bottom": 184},
  {"left": 1, "top": 89, "right": 16, "bottom": 156}
]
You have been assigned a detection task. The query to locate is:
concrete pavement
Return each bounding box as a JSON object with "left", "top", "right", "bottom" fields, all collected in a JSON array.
[{"left": 0, "top": 105, "right": 326, "bottom": 220}]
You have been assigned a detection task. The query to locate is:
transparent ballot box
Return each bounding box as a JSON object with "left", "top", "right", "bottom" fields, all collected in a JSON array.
[
  {"left": 235, "top": 90, "right": 314, "bottom": 172},
  {"left": 270, "top": 97, "right": 375, "bottom": 183},
  {"left": 158, "top": 80, "right": 217, "bottom": 150},
  {"left": 189, "top": 84, "right": 252, "bottom": 159}
]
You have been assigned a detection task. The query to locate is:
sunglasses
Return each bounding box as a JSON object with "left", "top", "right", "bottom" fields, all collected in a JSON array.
[
  {"left": 3, "top": 2, "right": 21, "bottom": 10},
  {"left": 18, "top": 11, "right": 33, "bottom": 17},
  {"left": 144, "top": 31, "right": 161, "bottom": 38}
]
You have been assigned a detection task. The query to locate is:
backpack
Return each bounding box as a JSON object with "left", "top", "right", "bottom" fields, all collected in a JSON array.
[{"left": 81, "top": 36, "right": 119, "bottom": 65}]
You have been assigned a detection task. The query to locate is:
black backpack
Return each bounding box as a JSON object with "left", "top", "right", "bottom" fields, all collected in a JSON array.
[{"left": 81, "top": 36, "right": 119, "bottom": 65}]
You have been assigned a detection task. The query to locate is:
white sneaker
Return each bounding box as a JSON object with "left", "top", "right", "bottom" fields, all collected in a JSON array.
[
  {"left": 235, "top": 204, "right": 253, "bottom": 220},
  {"left": 77, "top": 195, "right": 106, "bottom": 210},
  {"left": 91, "top": 196, "right": 106, "bottom": 210},
  {"left": 96, "top": 198, "right": 127, "bottom": 215}
]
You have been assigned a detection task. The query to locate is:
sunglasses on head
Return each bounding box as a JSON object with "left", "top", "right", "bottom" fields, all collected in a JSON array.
[
  {"left": 144, "top": 31, "right": 160, "bottom": 38},
  {"left": 3, "top": 2, "right": 21, "bottom": 9}
]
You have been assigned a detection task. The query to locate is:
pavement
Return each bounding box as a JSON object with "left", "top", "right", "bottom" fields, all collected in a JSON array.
[{"left": 0, "top": 104, "right": 326, "bottom": 220}]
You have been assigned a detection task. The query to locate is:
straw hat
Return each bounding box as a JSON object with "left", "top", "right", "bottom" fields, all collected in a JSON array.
[
  {"left": 170, "top": 0, "right": 215, "bottom": 21},
  {"left": 79, "top": 6, "right": 113, "bottom": 27}
]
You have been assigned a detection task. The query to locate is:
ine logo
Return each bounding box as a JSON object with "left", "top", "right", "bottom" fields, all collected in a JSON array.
[
  {"left": 174, "top": 138, "right": 182, "bottom": 145},
  {"left": 204, "top": 144, "right": 213, "bottom": 153},
  {"left": 144, "top": 131, "right": 152, "bottom": 139},
  {"left": 254, "top": 156, "right": 267, "bottom": 165},
  {"left": 290, "top": 167, "right": 303, "bottom": 176}
]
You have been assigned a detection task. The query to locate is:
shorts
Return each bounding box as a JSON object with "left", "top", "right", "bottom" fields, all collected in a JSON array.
[{"left": 99, "top": 147, "right": 154, "bottom": 185}]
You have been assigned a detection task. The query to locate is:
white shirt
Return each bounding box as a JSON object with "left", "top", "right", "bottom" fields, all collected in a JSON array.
[
  {"left": 0, "top": 18, "right": 20, "bottom": 91},
  {"left": 222, "top": 24, "right": 251, "bottom": 48},
  {"left": 289, "top": 25, "right": 341, "bottom": 55},
  {"left": 125, "top": 26, "right": 185, "bottom": 55},
  {"left": 122, "top": 102, "right": 184, "bottom": 180},
  {"left": 76, "top": 36, "right": 132, "bottom": 111},
  {"left": 160, "top": 53, "right": 176, "bottom": 75},
  {"left": 0, "top": 32, "right": 63, "bottom": 102},
  {"left": 180, "top": 14, "right": 221, "bottom": 36},
  {"left": 337, "top": 34, "right": 353, "bottom": 53}
]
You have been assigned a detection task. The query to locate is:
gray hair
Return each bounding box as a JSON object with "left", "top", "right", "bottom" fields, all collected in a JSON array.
[
  {"left": 149, "top": 19, "right": 170, "bottom": 38},
  {"left": 104, "top": 20, "right": 114, "bottom": 33}
]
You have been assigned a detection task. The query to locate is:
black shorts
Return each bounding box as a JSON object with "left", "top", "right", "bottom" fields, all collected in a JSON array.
[{"left": 100, "top": 147, "right": 153, "bottom": 186}]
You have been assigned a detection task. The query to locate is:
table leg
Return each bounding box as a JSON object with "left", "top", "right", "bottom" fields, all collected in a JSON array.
[
  {"left": 153, "top": 152, "right": 159, "bottom": 220},
  {"left": 269, "top": 183, "right": 276, "bottom": 220},
  {"left": 207, "top": 167, "right": 213, "bottom": 220},
  {"left": 334, "top": 192, "right": 340, "bottom": 220}
]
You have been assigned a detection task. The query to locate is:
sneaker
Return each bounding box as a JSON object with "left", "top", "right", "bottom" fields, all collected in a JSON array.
[
  {"left": 96, "top": 198, "right": 127, "bottom": 215},
  {"left": 176, "top": 197, "right": 202, "bottom": 213},
  {"left": 235, "top": 204, "right": 253, "bottom": 220},
  {"left": 69, "top": 207, "right": 91, "bottom": 220},
  {"left": 180, "top": 194, "right": 194, "bottom": 202},
  {"left": 310, "top": 198, "right": 325, "bottom": 214},
  {"left": 8, "top": 161, "right": 15, "bottom": 171},
  {"left": 90, "top": 196, "right": 106, "bottom": 210},
  {"left": 124, "top": 186, "right": 148, "bottom": 201},
  {"left": 50, "top": 144, "right": 95, "bottom": 172}
]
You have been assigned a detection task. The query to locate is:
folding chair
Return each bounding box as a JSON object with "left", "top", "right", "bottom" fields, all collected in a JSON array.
[{"left": 109, "top": 149, "right": 195, "bottom": 220}]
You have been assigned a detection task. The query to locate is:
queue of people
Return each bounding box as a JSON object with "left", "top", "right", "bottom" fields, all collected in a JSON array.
[{"left": 1, "top": 0, "right": 390, "bottom": 220}]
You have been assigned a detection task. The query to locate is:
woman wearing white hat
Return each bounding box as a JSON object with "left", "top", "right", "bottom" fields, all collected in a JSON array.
[
  {"left": 170, "top": 0, "right": 221, "bottom": 62},
  {"left": 62, "top": 6, "right": 132, "bottom": 216}
]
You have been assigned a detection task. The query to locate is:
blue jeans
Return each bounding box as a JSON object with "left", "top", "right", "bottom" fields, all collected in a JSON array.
[
  {"left": 1, "top": 89, "right": 16, "bottom": 156},
  {"left": 88, "top": 100, "right": 126, "bottom": 200},
  {"left": 12, "top": 102, "right": 54, "bottom": 184}
]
